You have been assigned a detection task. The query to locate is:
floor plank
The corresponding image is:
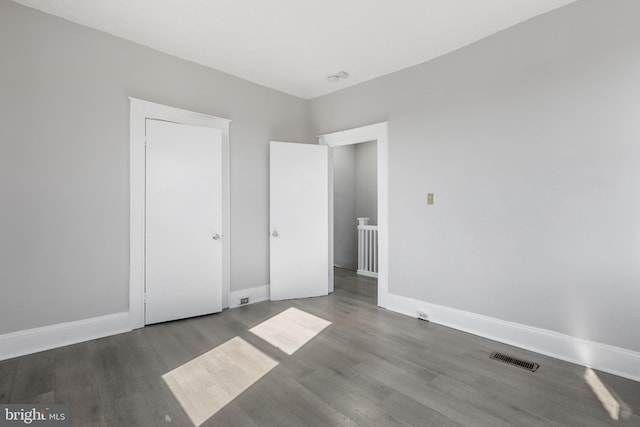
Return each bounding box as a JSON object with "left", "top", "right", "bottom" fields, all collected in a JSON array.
[
  {"left": 54, "top": 343, "right": 105, "bottom": 427},
  {"left": 9, "top": 351, "right": 55, "bottom": 402},
  {"left": 0, "top": 358, "right": 19, "bottom": 403}
]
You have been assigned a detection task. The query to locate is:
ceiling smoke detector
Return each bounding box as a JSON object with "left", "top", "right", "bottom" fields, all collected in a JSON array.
[{"left": 327, "top": 71, "right": 349, "bottom": 83}]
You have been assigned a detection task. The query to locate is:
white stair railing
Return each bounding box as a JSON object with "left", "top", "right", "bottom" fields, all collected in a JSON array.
[{"left": 357, "top": 217, "right": 378, "bottom": 278}]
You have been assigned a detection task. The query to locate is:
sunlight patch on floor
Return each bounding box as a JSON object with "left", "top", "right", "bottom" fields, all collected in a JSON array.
[
  {"left": 584, "top": 368, "right": 621, "bottom": 421},
  {"left": 249, "top": 307, "right": 331, "bottom": 355},
  {"left": 162, "top": 337, "right": 278, "bottom": 426}
]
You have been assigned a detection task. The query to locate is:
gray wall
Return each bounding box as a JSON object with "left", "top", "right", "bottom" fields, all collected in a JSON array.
[
  {"left": 332, "top": 145, "right": 357, "bottom": 269},
  {"left": 0, "top": 0, "right": 310, "bottom": 334},
  {"left": 311, "top": 0, "right": 640, "bottom": 352},
  {"left": 355, "top": 141, "right": 377, "bottom": 224}
]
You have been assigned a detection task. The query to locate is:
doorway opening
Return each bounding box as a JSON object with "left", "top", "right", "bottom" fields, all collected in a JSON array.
[
  {"left": 332, "top": 141, "right": 378, "bottom": 303},
  {"left": 319, "top": 122, "right": 389, "bottom": 308}
]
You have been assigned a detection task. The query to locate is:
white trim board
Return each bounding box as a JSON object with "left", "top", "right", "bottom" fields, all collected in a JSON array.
[
  {"left": 318, "top": 122, "right": 389, "bottom": 308},
  {"left": 0, "top": 312, "right": 131, "bottom": 361},
  {"left": 129, "top": 98, "right": 232, "bottom": 329},
  {"left": 228, "top": 285, "right": 270, "bottom": 309},
  {"left": 386, "top": 293, "right": 640, "bottom": 382}
]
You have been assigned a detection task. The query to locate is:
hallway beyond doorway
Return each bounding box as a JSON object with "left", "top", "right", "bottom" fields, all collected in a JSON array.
[{"left": 333, "top": 266, "right": 377, "bottom": 307}]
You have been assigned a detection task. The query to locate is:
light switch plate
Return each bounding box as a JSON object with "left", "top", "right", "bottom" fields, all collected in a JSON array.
[{"left": 427, "top": 193, "right": 434, "bottom": 205}]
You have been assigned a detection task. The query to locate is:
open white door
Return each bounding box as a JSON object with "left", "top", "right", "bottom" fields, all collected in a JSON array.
[
  {"left": 145, "top": 119, "right": 223, "bottom": 324},
  {"left": 270, "top": 141, "right": 329, "bottom": 300}
]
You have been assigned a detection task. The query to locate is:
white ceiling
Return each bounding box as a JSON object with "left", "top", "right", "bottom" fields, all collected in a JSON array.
[{"left": 12, "top": 0, "right": 576, "bottom": 99}]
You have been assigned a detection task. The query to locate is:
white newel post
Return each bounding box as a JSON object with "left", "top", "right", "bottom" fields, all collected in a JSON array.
[{"left": 357, "top": 217, "right": 378, "bottom": 278}]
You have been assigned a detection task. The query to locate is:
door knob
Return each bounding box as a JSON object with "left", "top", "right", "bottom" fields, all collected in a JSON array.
[
  {"left": 271, "top": 230, "right": 279, "bottom": 237},
  {"left": 212, "top": 233, "right": 222, "bottom": 240}
]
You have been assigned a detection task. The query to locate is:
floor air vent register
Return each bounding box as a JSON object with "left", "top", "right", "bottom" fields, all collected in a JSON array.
[{"left": 490, "top": 352, "right": 540, "bottom": 372}]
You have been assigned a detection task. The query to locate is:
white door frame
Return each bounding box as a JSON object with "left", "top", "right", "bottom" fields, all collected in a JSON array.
[
  {"left": 319, "top": 122, "right": 389, "bottom": 308},
  {"left": 129, "top": 98, "right": 231, "bottom": 329}
]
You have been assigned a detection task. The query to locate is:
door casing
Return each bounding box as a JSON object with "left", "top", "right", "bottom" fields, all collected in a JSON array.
[
  {"left": 129, "top": 98, "right": 231, "bottom": 329},
  {"left": 319, "top": 122, "right": 389, "bottom": 308}
]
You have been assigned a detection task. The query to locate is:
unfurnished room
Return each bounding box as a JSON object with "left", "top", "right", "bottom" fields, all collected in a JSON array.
[{"left": 1, "top": 0, "right": 639, "bottom": 426}]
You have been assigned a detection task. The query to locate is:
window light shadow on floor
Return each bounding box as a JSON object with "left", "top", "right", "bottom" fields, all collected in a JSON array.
[
  {"left": 162, "top": 336, "right": 278, "bottom": 427},
  {"left": 161, "top": 307, "right": 331, "bottom": 426},
  {"left": 249, "top": 307, "right": 332, "bottom": 355},
  {"left": 584, "top": 368, "right": 633, "bottom": 421}
]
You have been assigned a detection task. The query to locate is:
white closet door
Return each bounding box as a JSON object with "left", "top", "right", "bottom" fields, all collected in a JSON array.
[{"left": 145, "top": 119, "right": 223, "bottom": 324}]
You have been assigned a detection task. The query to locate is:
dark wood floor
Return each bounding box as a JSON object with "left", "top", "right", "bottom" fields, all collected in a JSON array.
[{"left": 1, "top": 268, "right": 639, "bottom": 426}]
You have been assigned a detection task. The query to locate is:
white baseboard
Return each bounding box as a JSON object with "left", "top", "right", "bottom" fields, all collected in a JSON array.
[
  {"left": 386, "top": 293, "right": 640, "bottom": 382},
  {"left": 228, "top": 285, "right": 270, "bottom": 309},
  {"left": 357, "top": 269, "right": 378, "bottom": 278},
  {"left": 0, "top": 312, "right": 131, "bottom": 361},
  {"left": 1, "top": 284, "right": 272, "bottom": 360}
]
